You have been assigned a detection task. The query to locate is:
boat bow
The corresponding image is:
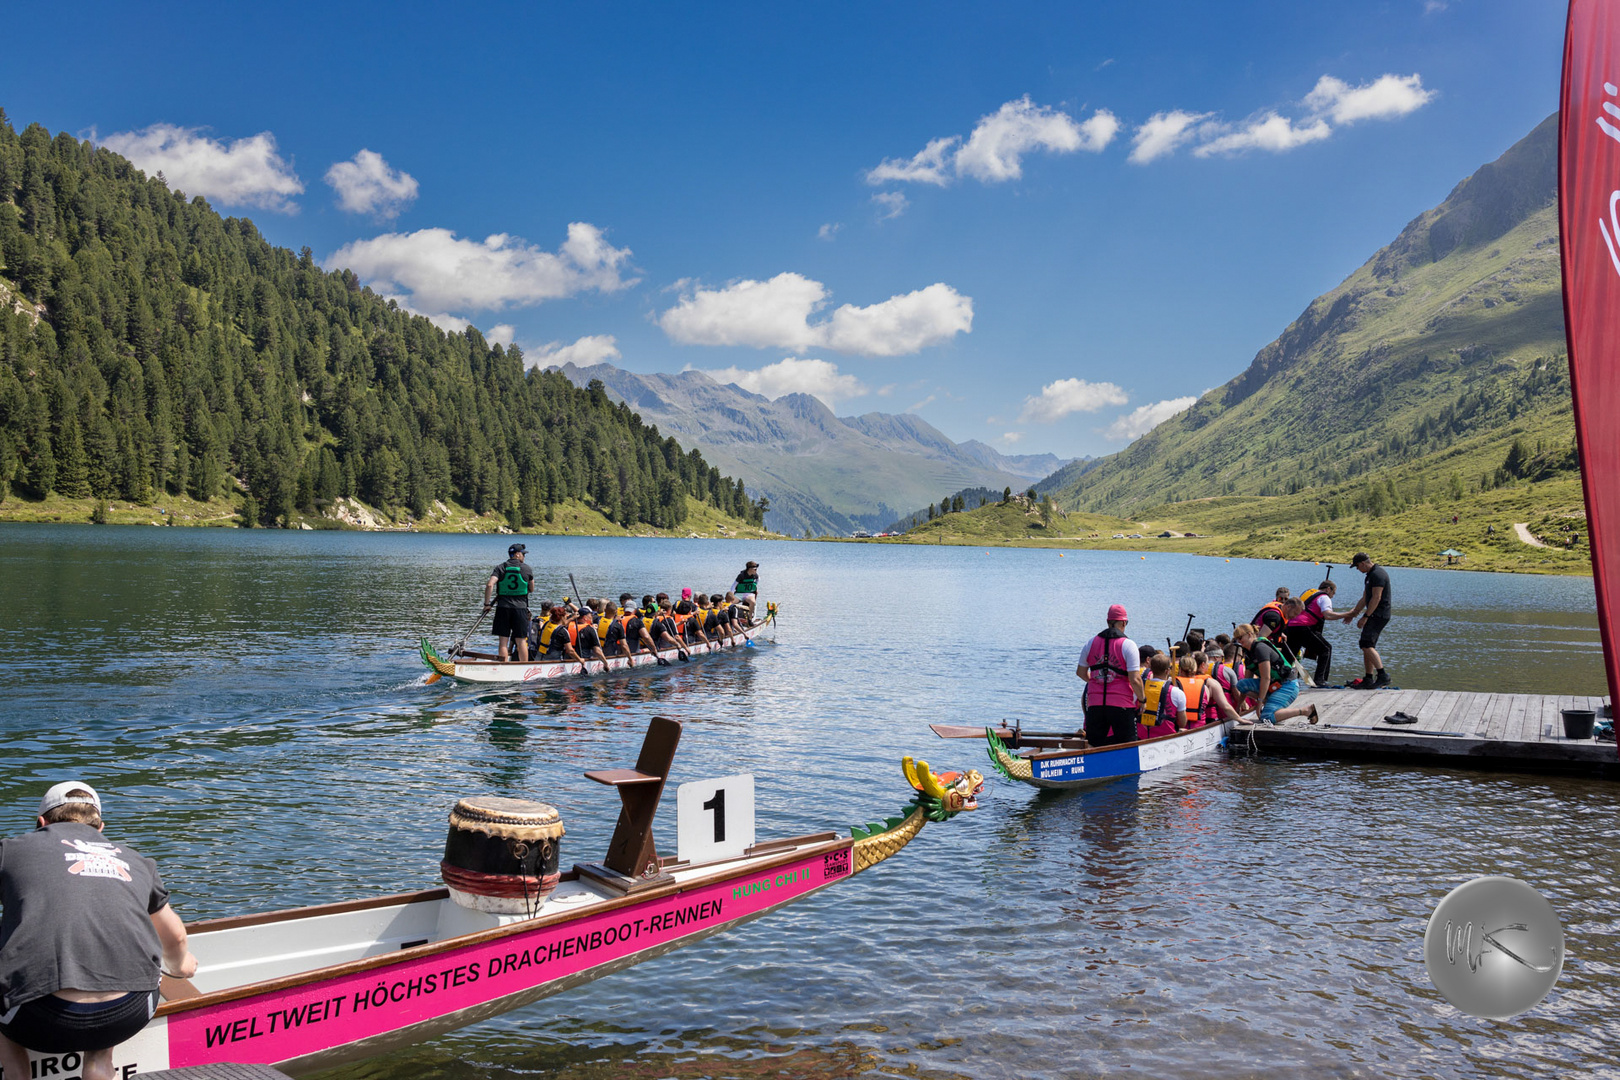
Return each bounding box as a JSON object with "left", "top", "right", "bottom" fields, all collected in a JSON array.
[{"left": 849, "top": 757, "right": 983, "bottom": 873}]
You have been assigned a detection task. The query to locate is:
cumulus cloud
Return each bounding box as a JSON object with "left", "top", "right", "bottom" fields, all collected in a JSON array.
[
  {"left": 866, "top": 97, "right": 1115, "bottom": 187},
  {"left": 99, "top": 123, "right": 303, "bottom": 211},
  {"left": 526, "top": 333, "right": 622, "bottom": 369},
  {"left": 872, "top": 191, "right": 908, "bottom": 219},
  {"left": 325, "top": 149, "right": 419, "bottom": 218},
  {"left": 330, "top": 222, "right": 635, "bottom": 313},
  {"left": 697, "top": 356, "right": 867, "bottom": 408},
  {"left": 1129, "top": 110, "right": 1214, "bottom": 164},
  {"left": 817, "top": 222, "right": 842, "bottom": 241},
  {"left": 1303, "top": 73, "right": 1435, "bottom": 124},
  {"left": 1193, "top": 112, "right": 1333, "bottom": 157},
  {"left": 486, "top": 324, "right": 516, "bottom": 347},
  {"left": 1019, "top": 378, "right": 1129, "bottom": 423},
  {"left": 1104, "top": 396, "right": 1197, "bottom": 441},
  {"left": 657, "top": 273, "right": 972, "bottom": 357},
  {"left": 1002, "top": 431, "right": 1024, "bottom": 444}
]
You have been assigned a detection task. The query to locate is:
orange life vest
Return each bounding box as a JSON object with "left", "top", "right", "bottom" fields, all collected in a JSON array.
[{"left": 1173, "top": 674, "right": 1210, "bottom": 725}]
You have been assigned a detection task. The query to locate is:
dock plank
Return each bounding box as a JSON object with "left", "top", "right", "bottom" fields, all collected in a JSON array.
[
  {"left": 1415, "top": 691, "right": 1456, "bottom": 732},
  {"left": 1481, "top": 694, "right": 1515, "bottom": 740},
  {"left": 1503, "top": 695, "right": 1531, "bottom": 744},
  {"left": 1443, "top": 693, "right": 1485, "bottom": 734}
]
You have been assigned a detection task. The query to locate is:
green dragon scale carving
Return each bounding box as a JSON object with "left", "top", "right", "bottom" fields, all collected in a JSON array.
[{"left": 849, "top": 758, "right": 983, "bottom": 874}]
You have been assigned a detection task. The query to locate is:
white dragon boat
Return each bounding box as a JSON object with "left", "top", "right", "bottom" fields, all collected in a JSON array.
[
  {"left": 31, "top": 719, "right": 981, "bottom": 1078},
  {"left": 421, "top": 605, "right": 776, "bottom": 685}
]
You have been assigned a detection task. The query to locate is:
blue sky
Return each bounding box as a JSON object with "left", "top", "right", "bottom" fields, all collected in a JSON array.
[{"left": 1, "top": 1, "right": 1566, "bottom": 458}]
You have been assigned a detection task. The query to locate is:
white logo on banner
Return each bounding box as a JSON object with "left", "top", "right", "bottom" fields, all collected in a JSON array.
[{"left": 1595, "top": 82, "right": 1620, "bottom": 277}]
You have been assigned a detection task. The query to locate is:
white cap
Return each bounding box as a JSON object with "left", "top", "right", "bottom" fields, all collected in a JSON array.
[{"left": 39, "top": 781, "right": 101, "bottom": 817}]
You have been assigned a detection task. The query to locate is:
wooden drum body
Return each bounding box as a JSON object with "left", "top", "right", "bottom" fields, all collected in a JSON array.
[{"left": 441, "top": 797, "right": 565, "bottom": 913}]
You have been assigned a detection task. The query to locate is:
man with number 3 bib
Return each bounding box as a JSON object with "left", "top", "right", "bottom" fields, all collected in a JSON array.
[{"left": 483, "top": 543, "right": 536, "bottom": 662}]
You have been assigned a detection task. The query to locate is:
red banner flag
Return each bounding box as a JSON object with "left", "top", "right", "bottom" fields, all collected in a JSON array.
[{"left": 1560, "top": 0, "right": 1620, "bottom": 723}]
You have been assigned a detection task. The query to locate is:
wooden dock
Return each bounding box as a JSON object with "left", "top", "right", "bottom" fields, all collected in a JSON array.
[{"left": 1238, "top": 688, "right": 1617, "bottom": 777}]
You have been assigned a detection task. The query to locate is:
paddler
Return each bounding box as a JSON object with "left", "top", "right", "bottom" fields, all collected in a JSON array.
[
  {"left": 1233, "top": 623, "right": 1317, "bottom": 725},
  {"left": 569, "top": 608, "right": 610, "bottom": 673},
  {"left": 482, "top": 543, "right": 534, "bottom": 662},
  {"left": 604, "top": 600, "right": 667, "bottom": 665},
  {"left": 1076, "top": 604, "right": 1146, "bottom": 747},
  {"left": 1139, "top": 654, "right": 1186, "bottom": 738},
  {"left": 532, "top": 605, "right": 577, "bottom": 661},
  {"left": 0, "top": 783, "right": 199, "bottom": 1080}
]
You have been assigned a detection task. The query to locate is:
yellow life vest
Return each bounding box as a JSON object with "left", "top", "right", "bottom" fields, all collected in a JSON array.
[
  {"left": 598, "top": 615, "right": 613, "bottom": 638},
  {"left": 537, "top": 620, "right": 563, "bottom": 648},
  {"left": 1142, "top": 677, "right": 1180, "bottom": 725}
]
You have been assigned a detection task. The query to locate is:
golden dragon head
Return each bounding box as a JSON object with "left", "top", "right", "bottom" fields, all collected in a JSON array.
[{"left": 902, "top": 757, "right": 985, "bottom": 820}]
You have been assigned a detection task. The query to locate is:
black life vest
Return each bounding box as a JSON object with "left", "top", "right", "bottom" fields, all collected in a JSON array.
[{"left": 496, "top": 561, "right": 530, "bottom": 598}]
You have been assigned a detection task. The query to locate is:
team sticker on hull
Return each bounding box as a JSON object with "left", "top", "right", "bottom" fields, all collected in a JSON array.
[{"left": 1031, "top": 747, "right": 1141, "bottom": 784}]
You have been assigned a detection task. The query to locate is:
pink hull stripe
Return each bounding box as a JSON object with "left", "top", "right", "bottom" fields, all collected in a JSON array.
[{"left": 169, "top": 847, "right": 850, "bottom": 1067}]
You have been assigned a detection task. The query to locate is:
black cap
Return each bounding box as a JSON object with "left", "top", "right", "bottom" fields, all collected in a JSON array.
[
  {"left": 1351, "top": 552, "right": 1370, "bottom": 565},
  {"left": 620, "top": 592, "right": 635, "bottom": 602},
  {"left": 509, "top": 543, "right": 527, "bottom": 555},
  {"left": 745, "top": 561, "right": 758, "bottom": 568}
]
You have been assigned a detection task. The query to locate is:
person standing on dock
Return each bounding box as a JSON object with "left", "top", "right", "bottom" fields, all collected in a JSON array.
[
  {"left": 1285, "top": 581, "right": 1343, "bottom": 686},
  {"left": 482, "top": 543, "right": 534, "bottom": 663},
  {"left": 1077, "top": 605, "right": 1146, "bottom": 747},
  {"left": 1342, "top": 553, "right": 1393, "bottom": 689},
  {"left": 0, "top": 783, "right": 198, "bottom": 1080}
]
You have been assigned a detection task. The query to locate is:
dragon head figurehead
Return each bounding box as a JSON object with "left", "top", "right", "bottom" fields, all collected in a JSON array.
[{"left": 902, "top": 756, "right": 984, "bottom": 821}]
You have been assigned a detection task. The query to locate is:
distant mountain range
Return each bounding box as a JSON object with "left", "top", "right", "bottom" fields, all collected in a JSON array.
[{"left": 554, "top": 363, "right": 1079, "bottom": 534}]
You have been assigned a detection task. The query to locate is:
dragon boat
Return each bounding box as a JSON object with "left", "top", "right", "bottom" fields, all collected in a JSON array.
[
  {"left": 55, "top": 719, "right": 981, "bottom": 1079},
  {"left": 421, "top": 605, "right": 777, "bottom": 685},
  {"left": 931, "top": 718, "right": 1235, "bottom": 791}
]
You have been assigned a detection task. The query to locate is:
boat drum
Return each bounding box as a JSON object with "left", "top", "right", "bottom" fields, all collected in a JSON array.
[{"left": 440, "top": 797, "right": 564, "bottom": 913}]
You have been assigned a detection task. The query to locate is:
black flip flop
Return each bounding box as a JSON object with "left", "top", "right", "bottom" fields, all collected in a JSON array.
[{"left": 1384, "top": 711, "right": 1419, "bottom": 725}]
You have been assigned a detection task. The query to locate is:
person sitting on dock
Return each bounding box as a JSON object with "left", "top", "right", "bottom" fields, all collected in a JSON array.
[
  {"left": 1139, "top": 654, "right": 1186, "bottom": 738},
  {"left": 1233, "top": 623, "right": 1317, "bottom": 725},
  {"left": 0, "top": 783, "right": 199, "bottom": 1080},
  {"left": 1077, "top": 604, "right": 1146, "bottom": 747},
  {"left": 482, "top": 543, "right": 534, "bottom": 663}
]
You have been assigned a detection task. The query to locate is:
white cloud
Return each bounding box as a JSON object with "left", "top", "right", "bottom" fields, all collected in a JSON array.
[
  {"left": 486, "top": 324, "right": 516, "bottom": 347},
  {"left": 866, "top": 136, "right": 959, "bottom": 186},
  {"left": 657, "top": 273, "right": 972, "bottom": 357},
  {"left": 1193, "top": 112, "right": 1333, "bottom": 157},
  {"left": 1129, "top": 110, "right": 1214, "bottom": 164},
  {"left": 866, "top": 97, "right": 1115, "bottom": 187},
  {"left": 956, "top": 97, "right": 1114, "bottom": 182},
  {"left": 527, "top": 333, "right": 622, "bottom": 369},
  {"left": 1019, "top": 377, "right": 1129, "bottom": 423},
  {"left": 1002, "top": 431, "right": 1024, "bottom": 444},
  {"left": 872, "top": 191, "right": 908, "bottom": 219},
  {"left": 698, "top": 357, "right": 867, "bottom": 408},
  {"left": 1104, "top": 396, "right": 1197, "bottom": 440},
  {"left": 906, "top": 393, "right": 938, "bottom": 413},
  {"left": 99, "top": 123, "right": 303, "bottom": 211},
  {"left": 325, "top": 149, "right": 419, "bottom": 218},
  {"left": 330, "top": 222, "right": 634, "bottom": 313},
  {"left": 817, "top": 222, "right": 842, "bottom": 241},
  {"left": 1304, "top": 74, "right": 1435, "bottom": 125}
]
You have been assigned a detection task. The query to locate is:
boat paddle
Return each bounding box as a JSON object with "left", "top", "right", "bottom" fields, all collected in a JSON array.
[
  {"left": 568, "top": 572, "right": 612, "bottom": 674},
  {"left": 426, "top": 606, "right": 490, "bottom": 684}
]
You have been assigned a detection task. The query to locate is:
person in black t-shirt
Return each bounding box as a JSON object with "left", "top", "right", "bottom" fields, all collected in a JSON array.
[
  {"left": 570, "top": 609, "right": 609, "bottom": 673},
  {"left": 482, "top": 543, "right": 534, "bottom": 662},
  {"left": 1342, "top": 553, "right": 1393, "bottom": 688}
]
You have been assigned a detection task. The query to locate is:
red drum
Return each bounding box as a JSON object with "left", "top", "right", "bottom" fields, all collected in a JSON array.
[{"left": 441, "top": 797, "right": 565, "bottom": 914}]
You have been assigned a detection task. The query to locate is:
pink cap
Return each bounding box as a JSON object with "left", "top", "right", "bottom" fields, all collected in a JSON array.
[
  {"left": 1106, "top": 604, "right": 1128, "bottom": 622},
  {"left": 681, "top": 588, "right": 693, "bottom": 600}
]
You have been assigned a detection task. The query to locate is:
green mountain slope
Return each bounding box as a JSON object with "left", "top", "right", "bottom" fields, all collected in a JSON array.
[
  {"left": 0, "top": 111, "right": 766, "bottom": 532},
  {"left": 1036, "top": 113, "right": 1585, "bottom": 571}
]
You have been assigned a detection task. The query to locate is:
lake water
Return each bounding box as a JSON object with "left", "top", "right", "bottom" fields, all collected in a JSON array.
[{"left": 1, "top": 524, "right": 1616, "bottom": 1079}]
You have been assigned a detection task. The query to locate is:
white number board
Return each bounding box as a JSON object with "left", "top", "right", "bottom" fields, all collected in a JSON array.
[{"left": 676, "top": 774, "right": 755, "bottom": 864}]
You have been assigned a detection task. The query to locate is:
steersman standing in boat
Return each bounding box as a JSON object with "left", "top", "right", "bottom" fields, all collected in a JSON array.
[{"left": 483, "top": 544, "right": 535, "bottom": 662}]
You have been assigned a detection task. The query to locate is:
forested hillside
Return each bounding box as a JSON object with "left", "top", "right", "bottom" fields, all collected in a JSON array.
[
  {"left": 0, "top": 111, "right": 767, "bottom": 530},
  {"left": 1038, "top": 113, "right": 1578, "bottom": 531}
]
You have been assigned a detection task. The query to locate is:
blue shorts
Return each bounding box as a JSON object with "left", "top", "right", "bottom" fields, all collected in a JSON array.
[{"left": 1235, "top": 677, "right": 1300, "bottom": 724}]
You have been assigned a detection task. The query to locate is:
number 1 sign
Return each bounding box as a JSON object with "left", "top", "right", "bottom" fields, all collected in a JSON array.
[{"left": 676, "top": 774, "right": 755, "bottom": 864}]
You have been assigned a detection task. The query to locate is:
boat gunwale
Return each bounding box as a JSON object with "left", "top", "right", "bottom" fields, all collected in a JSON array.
[
  {"left": 154, "top": 836, "right": 849, "bottom": 1019},
  {"left": 1019, "top": 719, "right": 1235, "bottom": 761},
  {"left": 438, "top": 620, "right": 768, "bottom": 671}
]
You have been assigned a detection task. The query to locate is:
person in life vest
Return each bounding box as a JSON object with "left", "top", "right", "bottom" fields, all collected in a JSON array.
[
  {"left": 604, "top": 601, "right": 667, "bottom": 665},
  {"left": 1076, "top": 604, "right": 1146, "bottom": 747},
  {"left": 1177, "top": 654, "right": 1246, "bottom": 726},
  {"left": 1139, "top": 654, "right": 1186, "bottom": 739},
  {"left": 1251, "top": 587, "right": 1292, "bottom": 631},
  {"left": 568, "top": 608, "right": 610, "bottom": 674},
  {"left": 648, "top": 597, "right": 691, "bottom": 661},
  {"left": 532, "top": 605, "right": 582, "bottom": 663},
  {"left": 482, "top": 543, "right": 535, "bottom": 662},
  {"left": 735, "top": 561, "right": 760, "bottom": 600},
  {"left": 1285, "top": 580, "right": 1345, "bottom": 685},
  {"left": 673, "top": 597, "right": 712, "bottom": 648},
  {"left": 1232, "top": 623, "right": 1318, "bottom": 725}
]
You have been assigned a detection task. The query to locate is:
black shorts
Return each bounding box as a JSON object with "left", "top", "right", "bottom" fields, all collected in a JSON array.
[
  {"left": 0, "top": 988, "right": 158, "bottom": 1054},
  {"left": 1359, "top": 614, "right": 1390, "bottom": 650},
  {"left": 492, "top": 607, "right": 531, "bottom": 641}
]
